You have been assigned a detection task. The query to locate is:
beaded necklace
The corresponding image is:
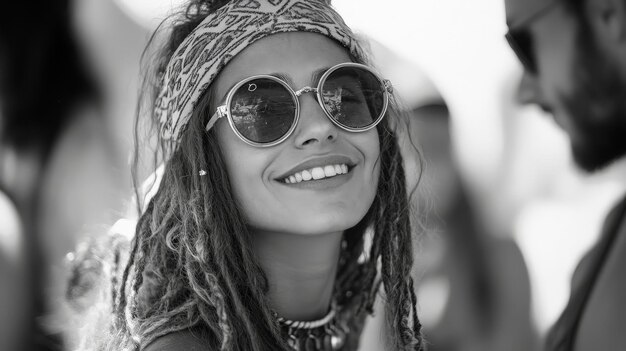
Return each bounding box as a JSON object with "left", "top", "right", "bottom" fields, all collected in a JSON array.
[{"left": 275, "top": 303, "right": 350, "bottom": 351}]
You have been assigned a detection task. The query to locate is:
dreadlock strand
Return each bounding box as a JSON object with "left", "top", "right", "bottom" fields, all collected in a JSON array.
[
  {"left": 110, "top": 238, "right": 122, "bottom": 311},
  {"left": 389, "top": 140, "right": 421, "bottom": 350},
  {"left": 115, "top": 208, "right": 146, "bottom": 333},
  {"left": 183, "top": 238, "right": 232, "bottom": 349},
  {"left": 199, "top": 272, "right": 233, "bottom": 350},
  {"left": 131, "top": 226, "right": 154, "bottom": 302},
  {"left": 373, "top": 121, "right": 424, "bottom": 350},
  {"left": 409, "top": 277, "right": 424, "bottom": 350}
]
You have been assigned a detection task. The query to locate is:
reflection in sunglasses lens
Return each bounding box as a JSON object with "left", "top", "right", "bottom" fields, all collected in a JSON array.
[
  {"left": 322, "top": 67, "right": 384, "bottom": 129},
  {"left": 230, "top": 78, "right": 296, "bottom": 143}
]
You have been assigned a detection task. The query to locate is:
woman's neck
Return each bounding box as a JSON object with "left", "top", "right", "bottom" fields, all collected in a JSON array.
[{"left": 251, "top": 229, "right": 343, "bottom": 321}]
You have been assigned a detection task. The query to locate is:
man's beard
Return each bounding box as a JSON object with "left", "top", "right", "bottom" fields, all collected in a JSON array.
[{"left": 559, "top": 21, "right": 626, "bottom": 172}]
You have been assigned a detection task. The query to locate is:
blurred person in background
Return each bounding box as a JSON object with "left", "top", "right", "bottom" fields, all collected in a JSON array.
[
  {"left": 504, "top": 0, "right": 626, "bottom": 349},
  {"left": 410, "top": 102, "right": 538, "bottom": 351},
  {"left": 0, "top": 0, "right": 130, "bottom": 349},
  {"left": 0, "top": 186, "right": 29, "bottom": 350},
  {"left": 359, "top": 41, "right": 538, "bottom": 351}
]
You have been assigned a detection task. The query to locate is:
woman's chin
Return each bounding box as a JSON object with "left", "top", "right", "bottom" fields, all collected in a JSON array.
[{"left": 252, "top": 214, "right": 365, "bottom": 237}]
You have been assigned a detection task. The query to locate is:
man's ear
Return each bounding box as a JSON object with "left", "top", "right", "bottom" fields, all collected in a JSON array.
[{"left": 586, "top": 0, "right": 626, "bottom": 44}]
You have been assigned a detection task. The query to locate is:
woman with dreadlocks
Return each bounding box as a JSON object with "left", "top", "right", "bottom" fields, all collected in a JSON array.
[{"left": 79, "top": 0, "right": 425, "bottom": 350}]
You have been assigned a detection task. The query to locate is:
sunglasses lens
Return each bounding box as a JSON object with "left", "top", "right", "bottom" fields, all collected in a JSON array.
[
  {"left": 321, "top": 66, "right": 386, "bottom": 129},
  {"left": 506, "top": 30, "right": 536, "bottom": 74},
  {"left": 230, "top": 78, "right": 296, "bottom": 144}
]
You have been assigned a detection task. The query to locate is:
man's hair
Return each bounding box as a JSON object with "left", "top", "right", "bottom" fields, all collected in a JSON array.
[{"left": 0, "top": 0, "right": 100, "bottom": 157}]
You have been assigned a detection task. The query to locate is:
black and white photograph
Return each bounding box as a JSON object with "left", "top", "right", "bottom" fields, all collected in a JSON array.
[{"left": 1, "top": 0, "right": 625, "bottom": 350}]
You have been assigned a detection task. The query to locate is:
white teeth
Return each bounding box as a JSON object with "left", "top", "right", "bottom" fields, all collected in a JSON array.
[
  {"left": 283, "top": 163, "right": 351, "bottom": 184},
  {"left": 311, "top": 167, "right": 325, "bottom": 180},
  {"left": 324, "top": 165, "right": 336, "bottom": 177},
  {"left": 301, "top": 170, "right": 312, "bottom": 181}
]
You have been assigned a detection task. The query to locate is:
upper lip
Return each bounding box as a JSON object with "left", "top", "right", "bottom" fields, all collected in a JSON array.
[{"left": 276, "top": 154, "right": 357, "bottom": 180}]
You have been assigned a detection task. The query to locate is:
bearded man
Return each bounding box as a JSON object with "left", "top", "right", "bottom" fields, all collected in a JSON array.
[{"left": 504, "top": 0, "right": 626, "bottom": 349}]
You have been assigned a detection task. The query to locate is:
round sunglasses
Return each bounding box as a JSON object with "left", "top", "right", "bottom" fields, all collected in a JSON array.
[{"left": 205, "top": 62, "right": 393, "bottom": 147}]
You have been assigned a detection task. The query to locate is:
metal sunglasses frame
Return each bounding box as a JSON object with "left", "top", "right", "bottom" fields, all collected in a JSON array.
[{"left": 204, "top": 62, "right": 393, "bottom": 148}]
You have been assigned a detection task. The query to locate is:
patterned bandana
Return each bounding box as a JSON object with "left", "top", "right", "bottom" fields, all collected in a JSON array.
[{"left": 155, "top": 0, "right": 365, "bottom": 144}]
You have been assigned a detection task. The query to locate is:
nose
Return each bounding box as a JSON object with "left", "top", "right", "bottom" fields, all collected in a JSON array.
[
  {"left": 516, "top": 70, "right": 543, "bottom": 105},
  {"left": 293, "top": 93, "right": 338, "bottom": 148}
]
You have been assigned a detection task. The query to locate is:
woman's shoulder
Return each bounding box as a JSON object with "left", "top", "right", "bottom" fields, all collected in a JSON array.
[{"left": 143, "top": 327, "right": 217, "bottom": 351}]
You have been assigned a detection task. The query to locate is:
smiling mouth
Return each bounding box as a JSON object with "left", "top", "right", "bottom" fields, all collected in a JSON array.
[{"left": 281, "top": 163, "right": 350, "bottom": 184}]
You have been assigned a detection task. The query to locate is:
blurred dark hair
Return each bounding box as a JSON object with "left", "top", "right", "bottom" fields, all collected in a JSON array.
[
  {"left": 0, "top": 0, "right": 100, "bottom": 158},
  {"left": 0, "top": 2, "right": 100, "bottom": 350}
]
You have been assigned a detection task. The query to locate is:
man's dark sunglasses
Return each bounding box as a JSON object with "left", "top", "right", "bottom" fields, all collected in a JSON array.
[{"left": 505, "top": 0, "right": 562, "bottom": 74}]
